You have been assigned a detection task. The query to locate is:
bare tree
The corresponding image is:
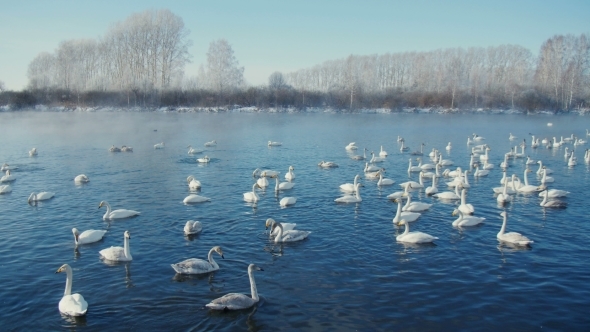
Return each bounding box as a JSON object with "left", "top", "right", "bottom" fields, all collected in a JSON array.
[{"left": 205, "top": 39, "right": 244, "bottom": 96}]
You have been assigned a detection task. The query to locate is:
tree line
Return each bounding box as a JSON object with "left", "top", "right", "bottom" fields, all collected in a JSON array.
[{"left": 1, "top": 8, "right": 588, "bottom": 112}]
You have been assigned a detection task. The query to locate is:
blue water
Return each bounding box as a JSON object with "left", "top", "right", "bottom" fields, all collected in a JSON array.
[{"left": 1, "top": 111, "right": 589, "bottom": 331}]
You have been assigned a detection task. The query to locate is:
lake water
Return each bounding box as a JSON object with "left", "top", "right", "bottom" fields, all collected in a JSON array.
[{"left": 1, "top": 111, "right": 589, "bottom": 331}]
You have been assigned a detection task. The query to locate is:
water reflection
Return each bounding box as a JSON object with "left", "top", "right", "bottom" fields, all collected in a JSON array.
[{"left": 60, "top": 313, "right": 87, "bottom": 327}]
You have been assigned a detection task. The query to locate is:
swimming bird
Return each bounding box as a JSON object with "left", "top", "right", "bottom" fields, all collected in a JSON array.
[
  {"left": 377, "top": 172, "right": 395, "bottom": 186},
  {"left": 335, "top": 183, "right": 362, "bottom": 203},
  {"left": 186, "top": 175, "right": 202, "bottom": 190},
  {"left": 27, "top": 192, "right": 55, "bottom": 204},
  {"left": 99, "top": 230, "right": 132, "bottom": 261},
  {"left": 285, "top": 166, "right": 295, "bottom": 181},
  {"left": 340, "top": 174, "right": 361, "bottom": 193},
  {"left": 350, "top": 148, "right": 367, "bottom": 160},
  {"left": 370, "top": 152, "right": 385, "bottom": 163},
  {"left": 496, "top": 180, "right": 513, "bottom": 204},
  {"left": 516, "top": 169, "right": 539, "bottom": 193},
  {"left": 318, "top": 161, "right": 338, "bottom": 168},
  {"left": 497, "top": 212, "right": 533, "bottom": 246},
  {"left": 387, "top": 182, "right": 413, "bottom": 200},
  {"left": 243, "top": 183, "right": 262, "bottom": 203},
  {"left": 205, "top": 264, "right": 263, "bottom": 310},
  {"left": 1, "top": 170, "right": 16, "bottom": 182},
  {"left": 452, "top": 209, "right": 485, "bottom": 227},
  {"left": 98, "top": 201, "right": 140, "bottom": 220},
  {"left": 154, "top": 142, "right": 165, "bottom": 149},
  {"left": 184, "top": 220, "right": 203, "bottom": 235},
  {"left": 379, "top": 145, "right": 388, "bottom": 157},
  {"left": 72, "top": 228, "right": 107, "bottom": 246},
  {"left": 401, "top": 193, "right": 432, "bottom": 212},
  {"left": 458, "top": 189, "right": 474, "bottom": 214},
  {"left": 171, "top": 246, "right": 224, "bottom": 274},
  {"left": 425, "top": 176, "right": 438, "bottom": 195},
  {"left": 395, "top": 220, "right": 438, "bottom": 243},
  {"left": 1, "top": 163, "right": 17, "bottom": 171},
  {"left": 392, "top": 198, "right": 421, "bottom": 224},
  {"left": 345, "top": 142, "right": 358, "bottom": 150},
  {"left": 29, "top": 148, "right": 38, "bottom": 156},
  {"left": 274, "top": 175, "right": 295, "bottom": 191},
  {"left": 197, "top": 155, "right": 210, "bottom": 163},
  {"left": 109, "top": 145, "right": 121, "bottom": 152},
  {"left": 74, "top": 174, "right": 89, "bottom": 183},
  {"left": 268, "top": 221, "right": 310, "bottom": 243},
  {"left": 183, "top": 194, "right": 211, "bottom": 204},
  {"left": 268, "top": 141, "right": 282, "bottom": 146},
  {"left": 539, "top": 190, "right": 567, "bottom": 208},
  {"left": 252, "top": 168, "right": 280, "bottom": 177},
  {"left": 0, "top": 184, "right": 12, "bottom": 194},
  {"left": 120, "top": 145, "right": 133, "bottom": 152},
  {"left": 279, "top": 196, "right": 297, "bottom": 207},
  {"left": 445, "top": 142, "right": 452, "bottom": 151},
  {"left": 187, "top": 145, "right": 202, "bottom": 154},
  {"left": 265, "top": 218, "right": 297, "bottom": 237},
  {"left": 204, "top": 140, "right": 217, "bottom": 147},
  {"left": 55, "top": 264, "right": 88, "bottom": 316},
  {"left": 433, "top": 183, "right": 461, "bottom": 200},
  {"left": 538, "top": 187, "right": 569, "bottom": 198}
]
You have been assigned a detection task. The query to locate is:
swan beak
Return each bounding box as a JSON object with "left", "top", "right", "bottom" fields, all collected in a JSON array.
[{"left": 221, "top": 254, "right": 225, "bottom": 259}]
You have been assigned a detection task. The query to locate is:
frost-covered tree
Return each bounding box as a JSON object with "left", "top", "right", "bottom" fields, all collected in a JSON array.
[{"left": 205, "top": 39, "right": 244, "bottom": 94}]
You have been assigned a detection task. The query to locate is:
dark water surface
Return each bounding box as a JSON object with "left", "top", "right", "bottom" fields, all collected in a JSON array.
[{"left": 1, "top": 112, "right": 589, "bottom": 331}]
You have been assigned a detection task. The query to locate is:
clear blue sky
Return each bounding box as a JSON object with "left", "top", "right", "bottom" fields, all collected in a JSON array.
[{"left": 0, "top": 0, "right": 588, "bottom": 91}]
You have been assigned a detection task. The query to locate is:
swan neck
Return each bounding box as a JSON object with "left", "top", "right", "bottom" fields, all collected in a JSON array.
[
  {"left": 461, "top": 189, "right": 466, "bottom": 204},
  {"left": 208, "top": 248, "right": 218, "bottom": 269},
  {"left": 354, "top": 184, "right": 361, "bottom": 199},
  {"left": 403, "top": 221, "right": 410, "bottom": 235},
  {"left": 394, "top": 200, "right": 402, "bottom": 220},
  {"left": 124, "top": 234, "right": 132, "bottom": 259},
  {"left": 103, "top": 202, "right": 112, "bottom": 219},
  {"left": 274, "top": 177, "right": 279, "bottom": 191},
  {"left": 523, "top": 170, "right": 529, "bottom": 186},
  {"left": 64, "top": 266, "right": 73, "bottom": 296},
  {"left": 274, "top": 223, "right": 284, "bottom": 243},
  {"left": 499, "top": 214, "right": 507, "bottom": 235},
  {"left": 249, "top": 268, "right": 259, "bottom": 302}
]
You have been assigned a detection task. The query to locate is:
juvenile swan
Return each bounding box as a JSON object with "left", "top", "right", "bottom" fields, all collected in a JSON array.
[{"left": 205, "top": 264, "right": 263, "bottom": 310}]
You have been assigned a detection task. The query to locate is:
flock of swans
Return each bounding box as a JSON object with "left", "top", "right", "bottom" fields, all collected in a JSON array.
[{"left": 2, "top": 127, "right": 586, "bottom": 318}]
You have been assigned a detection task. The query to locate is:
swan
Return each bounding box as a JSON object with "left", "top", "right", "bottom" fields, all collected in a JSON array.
[
  {"left": 445, "top": 142, "right": 452, "bottom": 151},
  {"left": 370, "top": 151, "right": 385, "bottom": 163},
  {"left": 256, "top": 173, "right": 269, "bottom": 187},
  {"left": 109, "top": 145, "right": 121, "bottom": 152},
  {"left": 279, "top": 196, "right": 297, "bottom": 207},
  {"left": 396, "top": 220, "right": 438, "bottom": 243},
  {"left": 171, "top": 246, "right": 224, "bottom": 274},
  {"left": 538, "top": 187, "right": 569, "bottom": 198},
  {"left": 340, "top": 174, "right": 361, "bottom": 193},
  {"left": 0, "top": 184, "right": 12, "bottom": 194},
  {"left": 364, "top": 168, "right": 383, "bottom": 179},
  {"left": 479, "top": 147, "right": 491, "bottom": 161},
  {"left": 98, "top": 201, "right": 140, "bottom": 220},
  {"left": 472, "top": 133, "right": 485, "bottom": 141},
  {"left": 436, "top": 152, "right": 454, "bottom": 166},
  {"left": 377, "top": 172, "right": 395, "bottom": 186},
  {"left": 458, "top": 189, "right": 474, "bottom": 215},
  {"left": 183, "top": 194, "right": 211, "bottom": 204},
  {"left": 509, "top": 133, "right": 517, "bottom": 140},
  {"left": 473, "top": 165, "right": 489, "bottom": 177},
  {"left": 433, "top": 183, "right": 461, "bottom": 200},
  {"left": 335, "top": 183, "right": 362, "bottom": 203},
  {"left": 72, "top": 228, "right": 107, "bottom": 246},
  {"left": 379, "top": 145, "right": 388, "bottom": 157},
  {"left": 184, "top": 220, "right": 203, "bottom": 235},
  {"left": 452, "top": 209, "right": 485, "bottom": 227},
  {"left": 318, "top": 161, "right": 338, "bottom": 168},
  {"left": 351, "top": 148, "right": 367, "bottom": 160},
  {"left": 399, "top": 139, "right": 409, "bottom": 152},
  {"left": 187, "top": 145, "right": 202, "bottom": 154},
  {"left": 268, "top": 141, "right": 282, "bottom": 146},
  {"left": 268, "top": 221, "right": 310, "bottom": 243},
  {"left": 205, "top": 264, "right": 263, "bottom": 310},
  {"left": 447, "top": 170, "right": 470, "bottom": 188},
  {"left": 154, "top": 142, "right": 165, "bottom": 149},
  {"left": 365, "top": 162, "right": 380, "bottom": 172},
  {"left": 197, "top": 155, "right": 210, "bottom": 163},
  {"left": 564, "top": 147, "right": 571, "bottom": 159},
  {"left": 493, "top": 174, "right": 518, "bottom": 194},
  {"left": 482, "top": 159, "right": 494, "bottom": 170},
  {"left": 204, "top": 140, "right": 217, "bottom": 147},
  {"left": 411, "top": 143, "right": 425, "bottom": 156},
  {"left": 99, "top": 230, "right": 132, "bottom": 261},
  {"left": 536, "top": 161, "right": 553, "bottom": 175},
  {"left": 285, "top": 166, "right": 295, "bottom": 181},
  {"left": 392, "top": 198, "right": 421, "bottom": 224},
  {"left": 1, "top": 170, "right": 16, "bottom": 182},
  {"left": 186, "top": 175, "right": 202, "bottom": 190},
  {"left": 120, "top": 145, "right": 133, "bottom": 152},
  {"left": 422, "top": 163, "right": 441, "bottom": 179},
  {"left": 525, "top": 156, "right": 536, "bottom": 165},
  {"left": 500, "top": 153, "right": 509, "bottom": 168},
  {"left": 243, "top": 183, "right": 262, "bottom": 202},
  {"left": 55, "top": 264, "right": 88, "bottom": 316},
  {"left": 345, "top": 142, "right": 358, "bottom": 150},
  {"left": 418, "top": 158, "right": 435, "bottom": 170},
  {"left": 265, "top": 218, "right": 297, "bottom": 237},
  {"left": 399, "top": 171, "right": 424, "bottom": 189},
  {"left": 1, "top": 163, "right": 17, "bottom": 171},
  {"left": 28, "top": 192, "right": 55, "bottom": 203},
  {"left": 496, "top": 180, "right": 513, "bottom": 204},
  {"left": 397, "top": 135, "right": 404, "bottom": 142},
  {"left": 401, "top": 193, "right": 432, "bottom": 212},
  {"left": 467, "top": 137, "right": 473, "bottom": 145},
  {"left": 408, "top": 159, "right": 422, "bottom": 173},
  {"left": 540, "top": 167, "right": 554, "bottom": 184},
  {"left": 74, "top": 174, "right": 89, "bottom": 183},
  {"left": 497, "top": 212, "right": 533, "bottom": 246},
  {"left": 252, "top": 168, "right": 280, "bottom": 177},
  {"left": 568, "top": 153, "right": 577, "bottom": 167},
  {"left": 274, "top": 176, "right": 295, "bottom": 191},
  {"left": 387, "top": 182, "right": 414, "bottom": 200},
  {"left": 445, "top": 167, "right": 462, "bottom": 178},
  {"left": 425, "top": 176, "right": 438, "bottom": 195},
  {"left": 539, "top": 190, "right": 568, "bottom": 208},
  {"left": 29, "top": 148, "right": 37, "bottom": 156},
  {"left": 516, "top": 169, "right": 539, "bottom": 193}
]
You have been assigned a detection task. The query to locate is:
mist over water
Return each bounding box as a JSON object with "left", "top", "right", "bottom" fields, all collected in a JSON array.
[{"left": 1, "top": 111, "right": 589, "bottom": 330}]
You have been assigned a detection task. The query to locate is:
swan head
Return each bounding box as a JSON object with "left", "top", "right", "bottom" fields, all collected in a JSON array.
[
  {"left": 265, "top": 218, "right": 276, "bottom": 229},
  {"left": 452, "top": 209, "right": 459, "bottom": 216},
  {"left": 289, "top": 166, "right": 294, "bottom": 171},
  {"left": 212, "top": 246, "right": 224, "bottom": 259},
  {"left": 124, "top": 230, "right": 131, "bottom": 239},
  {"left": 98, "top": 201, "right": 107, "bottom": 209},
  {"left": 55, "top": 264, "right": 71, "bottom": 274},
  {"left": 27, "top": 192, "right": 36, "bottom": 203},
  {"left": 72, "top": 228, "right": 80, "bottom": 241},
  {"left": 248, "top": 264, "right": 264, "bottom": 272},
  {"left": 395, "top": 219, "right": 407, "bottom": 226}
]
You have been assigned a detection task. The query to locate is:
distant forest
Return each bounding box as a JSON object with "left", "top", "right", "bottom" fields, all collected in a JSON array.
[{"left": 0, "top": 9, "right": 588, "bottom": 112}]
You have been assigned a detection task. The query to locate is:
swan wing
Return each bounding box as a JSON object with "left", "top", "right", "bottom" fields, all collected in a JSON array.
[
  {"left": 206, "top": 293, "right": 256, "bottom": 310},
  {"left": 59, "top": 294, "right": 88, "bottom": 316},
  {"left": 398, "top": 232, "right": 438, "bottom": 243},
  {"left": 109, "top": 209, "right": 140, "bottom": 219},
  {"left": 500, "top": 232, "right": 533, "bottom": 245},
  {"left": 78, "top": 230, "right": 107, "bottom": 244},
  {"left": 271, "top": 223, "right": 296, "bottom": 236},
  {"left": 171, "top": 258, "right": 216, "bottom": 274},
  {"left": 458, "top": 217, "right": 485, "bottom": 227},
  {"left": 400, "top": 212, "right": 421, "bottom": 222},
  {"left": 99, "top": 246, "right": 129, "bottom": 261},
  {"left": 280, "top": 230, "right": 311, "bottom": 242}
]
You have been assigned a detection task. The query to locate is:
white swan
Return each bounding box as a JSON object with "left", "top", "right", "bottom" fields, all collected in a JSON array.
[
  {"left": 269, "top": 221, "right": 310, "bottom": 243},
  {"left": 516, "top": 169, "right": 539, "bottom": 193},
  {"left": 540, "top": 167, "right": 554, "bottom": 184},
  {"left": 351, "top": 148, "right": 367, "bottom": 160},
  {"left": 204, "top": 140, "right": 217, "bottom": 147},
  {"left": 0, "top": 184, "right": 12, "bottom": 194},
  {"left": 364, "top": 162, "right": 380, "bottom": 172},
  {"left": 458, "top": 189, "right": 474, "bottom": 215},
  {"left": 318, "top": 161, "right": 338, "bottom": 168},
  {"left": 1, "top": 163, "right": 17, "bottom": 171},
  {"left": 335, "top": 183, "right": 362, "bottom": 203},
  {"left": 479, "top": 146, "right": 491, "bottom": 161},
  {"left": 72, "top": 228, "right": 106, "bottom": 246},
  {"left": 452, "top": 209, "right": 485, "bottom": 227},
  {"left": 525, "top": 156, "right": 536, "bottom": 165},
  {"left": 268, "top": 141, "right": 282, "bottom": 146},
  {"left": 568, "top": 153, "right": 577, "bottom": 167},
  {"left": 445, "top": 142, "right": 452, "bottom": 151},
  {"left": 274, "top": 176, "right": 295, "bottom": 191},
  {"left": 187, "top": 145, "right": 202, "bottom": 154},
  {"left": 411, "top": 143, "right": 426, "bottom": 156},
  {"left": 279, "top": 196, "right": 297, "bottom": 207},
  {"left": 29, "top": 148, "right": 38, "bottom": 156},
  {"left": 500, "top": 153, "right": 509, "bottom": 168},
  {"left": 205, "top": 264, "right": 263, "bottom": 310},
  {"left": 377, "top": 172, "right": 395, "bottom": 186},
  {"left": 379, "top": 145, "right": 388, "bottom": 157},
  {"left": 396, "top": 220, "right": 438, "bottom": 243},
  {"left": 55, "top": 264, "right": 88, "bottom": 316},
  {"left": 497, "top": 212, "right": 533, "bottom": 246},
  {"left": 472, "top": 133, "right": 485, "bottom": 141},
  {"left": 494, "top": 174, "right": 518, "bottom": 194},
  {"left": 184, "top": 220, "right": 203, "bottom": 235},
  {"left": 197, "top": 155, "right": 210, "bottom": 163},
  {"left": 186, "top": 175, "right": 202, "bottom": 190},
  {"left": 183, "top": 194, "right": 211, "bottom": 204},
  {"left": 370, "top": 151, "right": 385, "bottom": 163},
  {"left": 538, "top": 187, "right": 569, "bottom": 198},
  {"left": 74, "top": 174, "right": 89, "bottom": 183},
  {"left": 109, "top": 145, "right": 121, "bottom": 152},
  {"left": 244, "top": 183, "right": 262, "bottom": 203},
  {"left": 1, "top": 169, "right": 16, "bottom": 182},
  {"left": 392, "top": 198, "right": 421, "bottom": 224},
  {"left": 418, "top": 157, "right": 435, "bottom": 170},
  {"left": 536, "top": 161, "right": 553, "bottom": 175},
  {"left": 473, "top": 165, "right": 489, "bottom": 177},
  {"left": 171, "top": 246, "right": 224, "bottom": 274},
  {"left": 265, "top": 218, "right": 297, "bottom": 237},
  {"left": 285, "top": 166, "right": 295, "bottom": 181},
  {"left": 252, "top": 168, "right": 280, "bottom": 177},
  {"left": 482, "top": 159, "right": 494, "bottom": 170},
  {"left": 98, "top": 201, "right": 140, "bottom": 220},
  {"left": 154, "top": 142, "right": 165, "bottom": 149},
  {"left": 399, "top": 171, "right": 424, "bottom": 189},
  {"left": 425, "top": 176, "right": 438, "bottom": 195},
  {"left": 539, "top": 190, "right": 567, "bottom": 208},
  {"left": 408, "top": 158, "right": 422, "bottom": 173},
  {"left": 401, "top": 193, "right": 432, "bottom": 212},
  {"left": 399, "top": 139, "right": 409, "bottom": 152},
  {"left": 28, "top": 192, "right": 55, "bottom": 203},
  {"left": 345, "top": 142, "right": 358, "bottom": 150},
  {"left": 99, "top": 230, "right": 132, "bottom": 261},
  {"left": 433, "top": 183, "right": 461, "bottom": 200},
  {"left": 496, "top": 180, "right": 513, "bottom": 204},
  {"left": 365, "top": 169, "right": 383, "bottom": 179},
  {"left": 120, "top": 145, "right": 133, "bottom": 152},
  {"left": 509, "top": 133, "right": 517, "bottom": 140},
  {"left": 340, "top": 174, "right": 361, "bottom": 193},
  {"left": 386, "top": 182, "right": 413, "bottom": 200}
]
